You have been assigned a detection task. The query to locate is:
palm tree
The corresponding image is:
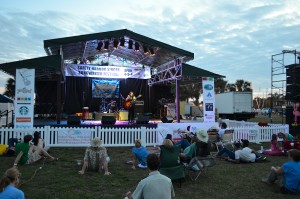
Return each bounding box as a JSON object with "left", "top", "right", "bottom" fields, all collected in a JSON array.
[
  {"left": 3, "top": 78, "right": 15, "bottom": 98},
  {"left": 242, "top": 81, "right": 252, "bottom": 92},
  {"left": 215, "top": 78, "right": 227, "bottom": 93},
  {"left": 235, "top": 79, "right": 244, "bottom": 92},
  {"left": 226, "top": 83, "right": 236, "bottom": 92}
]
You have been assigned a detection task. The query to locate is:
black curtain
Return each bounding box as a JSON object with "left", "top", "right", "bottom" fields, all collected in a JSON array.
[
  {"left": 63, "top": 77, "right": 152, "bottom": 114},
  {"left": 35, "top": 81, "right": 57, "bottom": 114}
]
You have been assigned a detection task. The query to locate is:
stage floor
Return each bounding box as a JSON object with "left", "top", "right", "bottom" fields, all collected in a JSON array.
[{"left": 33, "top": 117, "right": 203, "bottom": 127}]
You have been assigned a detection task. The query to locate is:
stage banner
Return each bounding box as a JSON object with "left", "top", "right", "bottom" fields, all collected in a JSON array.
[
  {"left": 57, "top": 128, "right": 92, "bottom": 145},
  {"left": 157, "top": 122, "right": 218, "bottom": 145},
  {"left": 92, "top": 79, "right": 120, "bottom": 98},
  {"left": 202, "top": 77, "right": 215, "bottom": 123},
  {"left": 14, "top": 69, "right": 35, "bottom": 128},
  {"left": 63, "top": 64, "right": 151, "bottom": 79}
]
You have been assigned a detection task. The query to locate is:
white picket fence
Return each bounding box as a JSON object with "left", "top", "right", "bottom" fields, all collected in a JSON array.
[{"left": 0, "top": 122, "right": 289, "bottom": 147}]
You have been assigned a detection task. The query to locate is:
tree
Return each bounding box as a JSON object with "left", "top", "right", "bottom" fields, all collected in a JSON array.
[
  {"left": 226, "top": 83, "right": 236, "bottom": 92},
  {"left": 235, "top": 79, "right": 244, "bottom": 91},
  {"left": 215, "top": 78, "right": 227, "bottom": 93},
  {"left": 3, "top": 78, "right": 15, "bottom": 98}
]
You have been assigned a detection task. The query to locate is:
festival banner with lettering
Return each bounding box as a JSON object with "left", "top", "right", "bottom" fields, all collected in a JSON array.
[
  {"left": 202, "top": 77, "right": 215, "bottom": 123},
  {"left": 57, "top": 128, "right": 92, "bottom": 145},
  {"left": 63, "top": 64, "right": 151, "bottom": 79},
  {"left": 14, "top": 69, "right": 35, "bottom": 128},
  {"left": 92, "top": 79, "right": 120, "bottom": 98}
]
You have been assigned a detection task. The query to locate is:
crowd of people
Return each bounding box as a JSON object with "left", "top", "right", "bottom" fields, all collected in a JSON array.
[{"left": 1, "top": 127, "right": 300, "bottom": 198}]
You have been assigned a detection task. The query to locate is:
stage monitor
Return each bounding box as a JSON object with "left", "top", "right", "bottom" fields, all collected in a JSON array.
[
  {"left": 102, "top": 116, "right": 116, "bottom": 125},
  {"left": 136, "top": 115, "right": 149, "bottom": 124},
  {"left": 67, "top": 115, "right": 81, "bottom": 125}
]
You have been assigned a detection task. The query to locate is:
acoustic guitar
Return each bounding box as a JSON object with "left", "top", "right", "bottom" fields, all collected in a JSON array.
[{"left": 124, "top": 94, "right": 142, "bottom": 109}]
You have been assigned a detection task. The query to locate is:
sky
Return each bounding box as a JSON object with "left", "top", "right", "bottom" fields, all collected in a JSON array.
[{"left": 0, "top": 0, "right": 299, "bottom": 97}]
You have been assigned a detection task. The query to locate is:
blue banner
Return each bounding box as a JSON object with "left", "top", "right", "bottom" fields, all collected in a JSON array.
[{"left": 92, "top": 79, "right": 120, "bottom": 98}]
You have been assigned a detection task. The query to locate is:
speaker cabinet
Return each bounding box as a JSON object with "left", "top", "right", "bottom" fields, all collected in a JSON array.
[
  {"left": 161, "top": 116, "right": 173, "bottom": 123},
  {"left": 67, "top": 115, "right": 81, "bottom": 125},
  {"left": 101, "top": 116, "right": 116, "bottom": 125},
  {"left": 136, "top": 115, "right": 149, "bottom": 124}
]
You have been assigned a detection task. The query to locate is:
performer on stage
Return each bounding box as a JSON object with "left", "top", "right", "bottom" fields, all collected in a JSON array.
[{"left": 125, "top": 91, "right": 137, "bottom": 124}]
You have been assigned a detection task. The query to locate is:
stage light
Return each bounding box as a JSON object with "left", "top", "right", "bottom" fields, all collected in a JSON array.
[
  {"left": 134, "top": 42, "right": 140, "bottom": 52},
  {"left": 119, "top": 37, "right": 125, "bottom": 47},
  {"left": 143, "top": 45, "right": 149, "bottom": 55},
  {"left": 113, "top": 39, "right": 119, "bottom": 49},
  {"left": 128, "top": 40, "right": 133, "bottom": 49},
  {"left": 149, "top": 47, "right": 155, "bottom": 56},
  {"left": 96, "top": 41, "right": 103, "bottom": 51},
  {"left": 104, "top": 40, "right": 110, "bottom": 50}
]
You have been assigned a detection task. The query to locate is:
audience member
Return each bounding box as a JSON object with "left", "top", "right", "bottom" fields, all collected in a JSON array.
[
  {"left": 125, "top": 153, "right": 175, "bottom": 199},
  {"left": 278, "top": 132, "right": 294, "bottom": 141},
  {"left": 165, "top": 133, "right": 190, "bottom": 150},
  {"left": 218, "top": 122, "right": 227, "bottom": 140},
  {"left": 263, "top": 134, "right": 283, "bottom": 156},
  {"left": 32, "top": 131, "right": 49, "bottom": 152},
  {"left": 79, "top": 137, "right": 111, "bottom": 175},
  {"left": 262, "top": 149, "right": 300, "bottom": 194},
  {"left": 131, "top": 139, "right": 149, "bottom": 169},
  {"left": 216, "top": 142, "right": 242, "bottom": 163},
  {"left": 240, "top": 139, "right": 265, "bottom": 162},
  {"left": 0, "top": 167, "right": 24, "bottom": 199},
  {"left": 180, "top": 129, "right": 209, "bottom": 160},
  {"left": 14, "top": 135, "right": 58, "bottom": 167}
]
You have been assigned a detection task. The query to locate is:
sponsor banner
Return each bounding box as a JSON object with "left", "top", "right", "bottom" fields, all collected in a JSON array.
[
  {"left": 157, "top": 122, "right": 218, "bottom": 144},
  {"left": 202, "top": 77, "right": 215, "bottom": 123},
  {"left": 64, "top": 64, "right": 151, "bottom": 79},
  {"left": 57, "top": 129, "right": 92, "bottom": 145},
  {"left": 92, "top": 79, "right": 120, "bottom": 98},
  {"left": 14, "top": 69, "right": 35, "bottom": 128}
]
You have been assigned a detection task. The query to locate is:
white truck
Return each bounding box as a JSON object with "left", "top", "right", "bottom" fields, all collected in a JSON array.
[{"left": 215, "top": 92, "right": 255, "bottom": 120}]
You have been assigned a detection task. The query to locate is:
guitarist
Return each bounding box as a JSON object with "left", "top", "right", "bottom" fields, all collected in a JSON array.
[{"left": 126, "top": 91, "right": 137, "bottom": 124}]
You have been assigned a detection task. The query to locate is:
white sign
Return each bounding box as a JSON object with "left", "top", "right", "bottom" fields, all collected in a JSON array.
[
  {"left": 202, "top": 77, "right": 215, "bottom": 123},
  {"left": 14, "top": 69, "right": 35, "bottom": 128},
  {"left": 64, "top": 64, "right": 151, "bottom": 79},
  {"left": 57, "top": 129, "right": 92, "bottom": 145},
  {"left": 157, "top": 122, "right": 218, "bottom": 144}
]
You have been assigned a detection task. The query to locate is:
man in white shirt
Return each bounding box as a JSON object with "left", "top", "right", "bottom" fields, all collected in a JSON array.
[
  {"left": 125, "top": 153, "right": 175, "bottom": 199},
  {"left": 240, "top": 139, "right": 265, "bottom": 162}
]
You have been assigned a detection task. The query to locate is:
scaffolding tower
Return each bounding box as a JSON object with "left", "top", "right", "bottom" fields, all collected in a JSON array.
[{"left": 271, "top": 50, "right": 300, "bottom": 107}]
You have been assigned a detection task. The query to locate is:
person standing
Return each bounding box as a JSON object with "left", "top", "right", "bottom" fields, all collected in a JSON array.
[
  {"left": 125, "top": 91, "right": 137, "bottom": 124},
  {"left": 0, "top": 167, "right": 25, "bottom": 199},
  {"left": 125, "top": 153, "right": 175, "bottom": 199}
]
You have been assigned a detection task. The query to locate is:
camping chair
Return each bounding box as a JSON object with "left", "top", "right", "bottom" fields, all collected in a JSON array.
[
  {"left": 159, "top": 145, "right": 185, "bottom": 187},
  {"left": 208, "top": 131, "right": 220, "bottom": 152},
  {"left": 220, "top": 129, "right": 234, "bottom": 149},
  {"left": 185, "top": 141, "right": 216, "bottom": 181}
]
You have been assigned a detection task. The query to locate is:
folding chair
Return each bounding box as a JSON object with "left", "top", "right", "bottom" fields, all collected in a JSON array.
[
  {"left": 208, "top": 131, "right": 220, "bottom": 152},
  {"left": 185, "top": 141, "right": 216, "bottom": 181},
  {"left": 159, "top": 145, "right": 185, "bottom": 187},
  {"left": 220, "top": 129, "right": 234, "bottom": 149}
]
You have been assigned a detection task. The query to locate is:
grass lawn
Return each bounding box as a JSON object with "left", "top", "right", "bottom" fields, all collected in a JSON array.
[{"left": 0, "top": 144, "right": 298, "bottom": 199}]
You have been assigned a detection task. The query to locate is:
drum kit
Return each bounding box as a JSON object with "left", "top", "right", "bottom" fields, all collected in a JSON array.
[{"left": 99, "top": 94, "right": 126, "bottom": 113}]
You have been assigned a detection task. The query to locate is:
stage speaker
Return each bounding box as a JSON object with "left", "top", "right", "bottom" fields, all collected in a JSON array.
[
  {"left": 135, "top": 105, "right": 144, "bottom": 115},
  {"left": 161, "top": 116, "right": 173, "bottom": 123},
  {"left": 67, "top": 115, "right": 81, "bottom": 125},
  {"left": 286, "top": 64, "right": 300, "bottom": 102},
  {"left": 136, "top": 115, "right": 149, "bottom": 124},
  {"left": 101, "top": 116, "right": 116, "bottom": 125}
]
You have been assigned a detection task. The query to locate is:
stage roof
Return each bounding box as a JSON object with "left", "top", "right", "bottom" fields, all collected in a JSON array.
[
  {"left": 44, "top": 29, "right": 194, "bottom": 68},
  {"left": 0, "top": 55, "right": 61, "bottom": 80}
]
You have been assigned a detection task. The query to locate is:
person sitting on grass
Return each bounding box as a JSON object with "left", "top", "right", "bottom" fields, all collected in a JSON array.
[
  {"left": 13, "top": 135, "right": 58, "bottom": 167},
  {"left": 165, "top": 133, "right": 190, "bottom": 150},
  {"left": 124, "top": 153, "right": 175, "bottom": 199},
  {"left": 263, "top": 134, "right": 283, "bottom": 156},
  {"left": 79, "top": 137, "right": 111, "bottom": 175},
  {"left": 0, "top": 167, "right": 24, "bottom": 199},
  {"left": 262, "top": 149, "right": 300, "bottom": 194},
  {"left": 278, "top": 132, "right": 294, "bottom": 141},
  {"left": 216, "top": 141, "right": 242, "bottom": 163},
  {"left": 131, "top": 139, "right": 149, "bottom": 169},
  {"left": 240, "top": 139, "right": 266, "bottom": 163},
  {"left": 32, "top": 131, "right": 50, "bottom": 152}
]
